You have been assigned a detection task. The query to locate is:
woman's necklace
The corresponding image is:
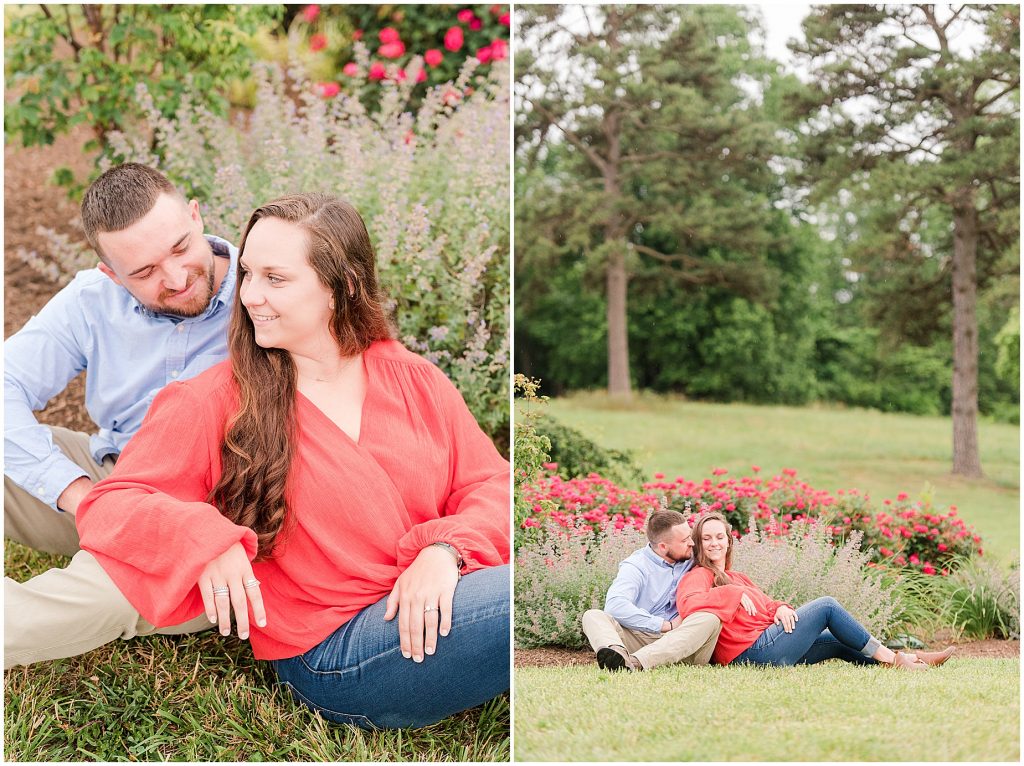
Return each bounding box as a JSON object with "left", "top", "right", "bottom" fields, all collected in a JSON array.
[{"left": 299, "top": 354, "right": 359, "bottom": 384}]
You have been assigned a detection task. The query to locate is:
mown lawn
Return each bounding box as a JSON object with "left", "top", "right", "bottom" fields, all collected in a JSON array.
[
  {"left": 4, "top": 544, "right": 510, "bottom": 762},
  {"left": 515, "top": 659, "right": 1019, "bottom": 761},
  {"left": 540, "top": 393, "right": 1019, "bottom": 563}
]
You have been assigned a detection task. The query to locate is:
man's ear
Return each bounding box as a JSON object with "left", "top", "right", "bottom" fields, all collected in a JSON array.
[
  {"left": 188, "top": 198, "right": 204, "bottom": 231},
  {"left": 97, "top": 261, "right": 123, "bottom": 286}
]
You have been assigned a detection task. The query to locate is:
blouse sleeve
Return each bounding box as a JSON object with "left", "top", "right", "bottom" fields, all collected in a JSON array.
[
  {"left": 394, "top": 368, "right": 510, "bottom": 573},
  {"left": 76, "top": 381, "right": 258, "bottom": 627},
  {"left": 675, "top": 568, "right": 748, "bottom": 623},
  {"left": 730, "top": 571, "right": 791, "bottom": 614}
]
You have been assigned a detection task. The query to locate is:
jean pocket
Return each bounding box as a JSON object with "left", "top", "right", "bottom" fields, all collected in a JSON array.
[{"left": 278, "top": 680, "right": 377, "bottom": 730}]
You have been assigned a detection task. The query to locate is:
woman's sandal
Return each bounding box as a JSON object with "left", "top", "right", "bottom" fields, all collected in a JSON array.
[
  {"left": 912, "top": 646, "right": 955, "bottom": 667},
  {"left": 887, "top": 651, "right": 929, "bottom": 670}
]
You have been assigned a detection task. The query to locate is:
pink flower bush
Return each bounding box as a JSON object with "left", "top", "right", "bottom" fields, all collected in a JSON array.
[
  {"left": 379, "top": 26, "right": 400, "bottom": 44},
  {"left": 315, "top": 81, "right": 340, "bottom": 98},
  {"left": 520, "top": 467, "right": 984, "bottom": 575},
  {"left": 342, "top": 62, "right": 359, "bottom": 77},
  {"left": 302, "top": 4, "right": 320, "bottom": 23},
  {"left": 444, "top": 26, "right": 464, "bottom": 52},
  {"left": 457, "top": 9, "right": 476, "bottom": 23},
  {"left": 424, "top": 48, "right": 443, "bottom": 67},
  {"left": 379, "top": 40, "right": 406, "bottom": 59},
  {"left": 309, "top": 33, "right": 327, "bottom": 52},
  {"left": 368, "top": 62, "right": 386, "bottom": 80}
]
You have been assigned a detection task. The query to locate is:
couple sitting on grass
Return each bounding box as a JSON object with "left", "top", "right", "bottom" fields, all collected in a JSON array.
[
  {"left": 4, "top": 164, "right": 510, "bottom": 730},
  {"left": 583, "top": 509, "right": 954, "bottom": 672}
]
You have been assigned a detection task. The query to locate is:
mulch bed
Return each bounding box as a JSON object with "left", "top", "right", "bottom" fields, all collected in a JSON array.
[{"left": 517, "top": 632, "right": 1020, "bottom": 668}]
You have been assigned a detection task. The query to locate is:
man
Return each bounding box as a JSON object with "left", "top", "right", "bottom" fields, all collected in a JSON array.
[
  {"left": 581, "top": 509, "right": 721, "bottom": 671},
  {"left": 4, "top": 163, "right": 237, "bottom": 668}
]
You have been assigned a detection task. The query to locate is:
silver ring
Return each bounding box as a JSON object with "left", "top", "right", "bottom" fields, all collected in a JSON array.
[
  {"left": 243, "top": 578, "right": 261, "bottom": 589},
  {"left": 423, "top": 605, "right": 438, "bottom": 613},
  {"left": 212, "top": 586, "right": 230, "bottom": 596}
]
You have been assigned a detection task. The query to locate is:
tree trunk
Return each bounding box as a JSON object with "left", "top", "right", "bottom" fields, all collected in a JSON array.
[
  {"left": 950, "top": 189, "right": 983, "bottom": 477},
  {"left": 606, "top": 242, "right": 631, "bottom": 398}
]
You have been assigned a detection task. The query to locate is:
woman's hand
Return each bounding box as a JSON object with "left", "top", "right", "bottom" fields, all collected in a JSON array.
[
  {"left": 198, "top": 541, "right": 266, "bottom": 640},
  {"left": 384, "top": 545, "right": 460, "bottom": 662},
  {"left": 774, "top": 605, "right": 798, "bottom": 633},
  {"left": 739, "top": 592, "right": 758, "bottom": 616}
]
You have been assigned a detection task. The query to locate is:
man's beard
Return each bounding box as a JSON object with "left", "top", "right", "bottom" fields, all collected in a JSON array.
[{"left": 145, "top": 261, "right": 216, "bottom": 318}]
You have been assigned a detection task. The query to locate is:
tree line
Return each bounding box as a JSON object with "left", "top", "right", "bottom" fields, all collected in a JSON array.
[{"left": 514, "top": 4, "right": 1019, "bottom": 477}]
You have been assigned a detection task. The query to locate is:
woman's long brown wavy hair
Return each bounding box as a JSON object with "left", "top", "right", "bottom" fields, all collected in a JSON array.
[
  {"left": 691, "top": 512, "right": 735, "bottom": 587},
  {"left": 209, "top": 193, "right": 395, "bottom": 559}
]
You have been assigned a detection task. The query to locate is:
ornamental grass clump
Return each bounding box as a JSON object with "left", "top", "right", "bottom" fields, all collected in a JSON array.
[
  {"left": 937, "top": 556, "right": 1020, "bottom": 639},
  {"left": 733, "top": 520, "right": 905, "bottom": 639},
  {"left": 514, "top": 521, "right": 645, "bottom": 649}
]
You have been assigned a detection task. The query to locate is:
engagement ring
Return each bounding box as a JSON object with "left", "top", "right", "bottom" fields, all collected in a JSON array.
[{"left": 423, "top": 605, "right": 438, "bottom": 613}]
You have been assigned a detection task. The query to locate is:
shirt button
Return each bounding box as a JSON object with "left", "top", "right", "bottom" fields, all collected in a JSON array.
[
  {"left": 170, "top": 370, "right": 180, "bottom": 378},
  {"left": 37, "top": 486, "right": 44, "bottom": 493},
  {"left": 177, "top": 325, "right": 184, "bottom": 333}
]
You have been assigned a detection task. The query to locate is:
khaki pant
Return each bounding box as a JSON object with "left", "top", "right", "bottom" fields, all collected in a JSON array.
[
  {"left": 582, "top": 609, "right": 721, "bottom": 669},
  {"left": 4, "top": 426, "right": 210, "bottom": 669}
]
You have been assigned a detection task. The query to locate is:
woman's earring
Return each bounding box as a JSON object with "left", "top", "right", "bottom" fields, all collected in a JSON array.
[{"left": 329, "top": 298, "right": 336, "bottom": 311}]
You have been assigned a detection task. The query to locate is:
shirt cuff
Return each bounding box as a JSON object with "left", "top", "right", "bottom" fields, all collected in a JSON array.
[{"left": 23, "top": 455, "right": 91, "bottom": 511}]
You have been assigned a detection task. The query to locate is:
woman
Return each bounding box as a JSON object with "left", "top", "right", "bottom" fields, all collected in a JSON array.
[
  {"left": 676, "top": 513, "right": 953, "bottom": 670},
  {"left": 77, "top": 193, "right": 510, "bottom": 729}
]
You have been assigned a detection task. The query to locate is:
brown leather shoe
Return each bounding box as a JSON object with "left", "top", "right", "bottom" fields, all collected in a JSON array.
[
  {"left": 886, "top": 651, "right": 929, "bottom": 670},
  {"left": 913, "top": 646, "right": 955, "bottom": 667},
  {"left": 596, "top": 645, "right": 642, "bottom": 672}
]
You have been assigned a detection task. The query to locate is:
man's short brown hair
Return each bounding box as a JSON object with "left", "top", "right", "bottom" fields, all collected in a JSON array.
[
  {"left": 81, "top": 163, "right": 182, "bottom": 262},
  {"left": 646, "top": 509, "right": 689, "bottom": 544}
]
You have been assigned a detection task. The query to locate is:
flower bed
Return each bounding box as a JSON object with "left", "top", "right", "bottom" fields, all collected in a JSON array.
[{"left": 518, "top": 467, "right": 983, "bottom": 575}]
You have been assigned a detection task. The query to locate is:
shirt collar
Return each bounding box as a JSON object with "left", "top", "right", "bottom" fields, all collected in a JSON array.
[{"left": 132, "top": 234, "right": 237, "bottom": 320}]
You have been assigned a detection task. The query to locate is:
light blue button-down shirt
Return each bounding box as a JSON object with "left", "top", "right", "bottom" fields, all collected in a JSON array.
[
  {"left": 3, "top": 235, "right": 237, "bottom": 510},
  {"left": 604, "top": 544, "right": 694, "bottom": 634}
]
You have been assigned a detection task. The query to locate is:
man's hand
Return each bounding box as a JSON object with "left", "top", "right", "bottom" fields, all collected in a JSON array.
[
  {"left": 774, "top": 605, "right": 799, "bottom": 633},
  {"left": 661, "top": 615, "right": 684, "bottom": 632},
  {"left": 56, "top": 476, "right": 94, "bottom": 516}
]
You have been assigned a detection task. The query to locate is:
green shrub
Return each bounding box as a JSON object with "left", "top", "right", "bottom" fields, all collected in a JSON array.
[
  {"left": 536, "top": 415, "right": 643, "bottom": 486},
  {"left": 5, "top": 5, "right": 281, "bottom": 153},
  {"left": 938, "top": 557, "right": 1020, "bottom": 640},
  {"left": 514, "top": 522, "right": 644, "bottom": 649},
  {"left": 513, "top": 374, "right": 552, "bottom": 551},
  {"left": 733, "top": 521, "right": 906, "bottom": 639}
]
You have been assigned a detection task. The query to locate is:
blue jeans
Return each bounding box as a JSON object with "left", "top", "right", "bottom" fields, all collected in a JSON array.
[
  {"left": 272, "top": 564, "right": 510, "bottom": 729},
  {"left": 734, "top": 596, "right": 881, "bottom": 667}
]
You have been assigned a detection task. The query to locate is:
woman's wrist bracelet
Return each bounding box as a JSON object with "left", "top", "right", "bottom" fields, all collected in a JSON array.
[{"left": 429, "top": 542, "right": 464, "bottom": 576}]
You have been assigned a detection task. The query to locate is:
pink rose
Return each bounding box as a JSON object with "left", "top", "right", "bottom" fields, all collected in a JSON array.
[
  {"left": 444, "top": 26, "right": 464, "bottom": 52},
  {"left": 469, "top": 17, "right": 482, "bottom": 30},
  {"left": 315, "top": 81, "right": 340, "bottom": 98},
  {"left": 416, "top": 67, "right": 427, "bottom": 82},
  {"left": 302, "top": 4, "right": 320, "bottom": 23},
  {"left": 352, "top": 29, "right": 363, "bottom": 41},
  {"left": 457, "top": 9, "right": 475, "bottom": 23},
  {"left": 379, "top": 26, "right": 400, "bottom": 43},
  {"left": 369, "top": 62, "right": 386, "bottom": 80},
  {"left": 424, "top": 48, "right": 443, "bottom": 67},
  {"left": 395, "top": 68, "right": 407, "bottom": 82},
  {"left": 379, "top": 40, "right": 405, "bottom": 58},
  {"left": 476, "top": 44, "right": 493, "bottom": 64},
  {"left": 342, "top": 62, "right": 359, "bottom": 77},
  {"left": 499, "top": 11, "right": 510, "bottom": 26},
  {"left": 309, "top": 33, "right": 328, "bottom": 51},
  {"left": 489, "top": 38, "right": 508, "bottom": 60}
]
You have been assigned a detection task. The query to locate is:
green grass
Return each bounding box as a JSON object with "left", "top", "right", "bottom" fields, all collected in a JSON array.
[
  {"left": 539, "top": 393, "right": 1019, "bottom": 562},
  {"left": 515, "top": 659, "right": 1019, "bottom": 761},
  {"left": 4, "top": 544, "right": 509, "bottom": 762}
]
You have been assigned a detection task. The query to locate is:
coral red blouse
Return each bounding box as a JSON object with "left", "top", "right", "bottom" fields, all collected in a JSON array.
[
  {"left": 76, "top": 340, "right": 509, "bottom": 660},
  {"left": 675, "top": 567, "right": 790, "bottom": 665}
]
